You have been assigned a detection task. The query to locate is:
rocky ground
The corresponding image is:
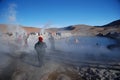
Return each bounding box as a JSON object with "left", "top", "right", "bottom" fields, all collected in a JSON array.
[
  {"left": 74, "top": 66, "right": 120, "bottom": 80},
  {"left": 0, "top": 48, "right": 120, "bottom": 80}
]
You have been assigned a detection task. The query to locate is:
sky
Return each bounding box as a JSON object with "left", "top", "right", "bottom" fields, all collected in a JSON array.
[{"left": 0, "top": 0, "right": 120, "bottom": 28}]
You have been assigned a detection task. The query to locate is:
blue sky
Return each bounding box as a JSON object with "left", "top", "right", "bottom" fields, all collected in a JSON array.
[{"left": 0, "top": 0, "right": 120, "bottom": 27}]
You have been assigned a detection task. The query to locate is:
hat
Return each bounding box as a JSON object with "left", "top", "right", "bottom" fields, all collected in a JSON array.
[{"left": 38, "top": 36, "right": 43, "bottom": 42}]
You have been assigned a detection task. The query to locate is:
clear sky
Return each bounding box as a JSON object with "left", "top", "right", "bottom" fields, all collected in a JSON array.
[{"left": 0, "top": 0, "right": 120, "bottom": 27}]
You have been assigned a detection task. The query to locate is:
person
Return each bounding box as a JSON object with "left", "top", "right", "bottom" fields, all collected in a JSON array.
[
  {"left": 34, "top": 36, "right": 47, "bottom": 66},
  {"left": 23, "top": 33, "right": 29, "bottom": 48},
  {"left": 49, "top": 34, "right": 55, "bottom": 50},
  {"left": 75, "top": 38, "right": 79, "bottom": 44}
]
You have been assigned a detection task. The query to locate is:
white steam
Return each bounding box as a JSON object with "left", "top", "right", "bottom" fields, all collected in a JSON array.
[{"left": 8, "top": 3, "right": 17, "bottom": 23}]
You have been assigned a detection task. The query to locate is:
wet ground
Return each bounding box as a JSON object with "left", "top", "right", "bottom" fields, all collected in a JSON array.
[
  {"left": 0, "top": 48, "right": 120, "bottom": 80},
  {"left": 0, "top": 36, "right": 120, "bottom": 80}
]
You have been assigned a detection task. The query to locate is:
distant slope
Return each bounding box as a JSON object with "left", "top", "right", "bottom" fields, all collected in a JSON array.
[
  {"left": 94, "top": 19, "right": 120, "bottom": 34},
  {"left": 60, "top": 19, "right": 120, "bottom": 36},
  {"left": 0, "top": 19, "right": 120, "bottom": 36},
  {"left": 0, "top": 24, "right": 41, "bottom": 33},
  {"left": 62, "top": 24, "right": 105, "bottom": 36},
  {"left": 0, "top": 24, "right": 8, "bottom": 33},
  {"left": 22, "top": 27, "right": 40, "bottom": 33},
  {"left": 102, "top": 19, "right": 120, "bottom": 27}
]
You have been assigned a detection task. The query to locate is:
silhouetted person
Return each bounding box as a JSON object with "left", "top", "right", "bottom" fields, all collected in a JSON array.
[
  {"left": 34, "top": 36, "right": 47, "bottom": 66},
  {"left": 49, "top": 34, "right": 55, "bottom": 50},
  {"left": 23, "top": 33, "right": 29, "bottom": 48}
]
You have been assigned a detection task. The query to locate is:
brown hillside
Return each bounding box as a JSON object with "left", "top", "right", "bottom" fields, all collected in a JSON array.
[
  {"left": 22, "top": 27, "right": 40, "bottom": 33},
  {"left": 0, "top": 24, "right": 8, "bottom": 33},
  {"left": 0, "top": 24, "right": 41, "bottom": 34},
  {"left": 1, "top": 19, "right": 120, "bottom": 36}
]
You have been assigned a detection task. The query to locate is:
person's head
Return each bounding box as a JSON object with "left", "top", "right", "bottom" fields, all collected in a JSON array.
[{"left": 38, "top": 36, "right": 43, "bottom": 42}]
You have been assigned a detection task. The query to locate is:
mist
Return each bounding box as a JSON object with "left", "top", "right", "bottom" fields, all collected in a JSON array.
[{"left": 0, "top": 2, "right": 120, "bottom": 80}]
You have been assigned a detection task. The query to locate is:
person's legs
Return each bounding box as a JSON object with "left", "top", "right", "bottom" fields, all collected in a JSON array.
[{"left": 37, "top": 51, "right": 44, "bottom": 67}]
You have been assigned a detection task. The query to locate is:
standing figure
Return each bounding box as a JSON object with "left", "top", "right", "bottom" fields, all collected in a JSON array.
[
  {"left": 75, "top": 38, "right": 79, "bottom": 44},
  {"left": 23, "top": 33, "right": 29, "bottom": 48},
  {"left": 49, "top": 34, "right": 55, "bottom": 50},
  {"left": 34, "top": 36, "right": 47, "bottom": 66}
]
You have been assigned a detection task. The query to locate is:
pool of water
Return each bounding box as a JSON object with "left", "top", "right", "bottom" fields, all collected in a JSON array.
[
  {"left": 54, "top": 36, "right": 116, "bottom": 53},
  {"left": 69, "top": 36, "right": 116, "bottom": 46}
]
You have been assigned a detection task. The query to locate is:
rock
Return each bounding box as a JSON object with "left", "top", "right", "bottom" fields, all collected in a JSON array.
[
  {"left": 96, "top": 33, "right": 104, "bottom": 36},
  {"left": 107, "top": 44, "right": 120, "bottom": 50}
]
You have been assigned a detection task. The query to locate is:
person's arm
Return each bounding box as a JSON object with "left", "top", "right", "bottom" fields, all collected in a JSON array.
[
  {"left": 34, "top": 42, "right": 38, "bottom": 49},
  {"left": 34, "top": 43, "right": 37, "bottom": 49}
]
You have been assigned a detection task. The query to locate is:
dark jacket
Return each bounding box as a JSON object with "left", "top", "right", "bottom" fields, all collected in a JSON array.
[{"left": 35, "top": 41, "right": 47, "bottom": 53}]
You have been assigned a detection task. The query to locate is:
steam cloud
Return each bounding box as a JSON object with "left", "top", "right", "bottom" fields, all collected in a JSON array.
[{"left": 8, "top": 3, "right": 17, "bottom": 23}]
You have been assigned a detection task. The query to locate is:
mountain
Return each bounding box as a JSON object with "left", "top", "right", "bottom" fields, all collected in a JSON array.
[
  {"left": 102, "top": 19, "right": 120, "bottom": 27},
  {"left": 0, "top": 24, "right": 41, "bottom": 34},
  {"left": 95, "top": 19, "right": 120, "bottom": 34},
  {"left": 22, "top": 27, "right": 40, "bottom": 33},
  {"left": 0, "top": 19, "right": 120, "bottom": 36},
  {"left": 0, "top": 24, "right": 8, "bottom": 33},
  {"left": 63, "top": 19, "right": 120, "bottom": 36},
  {"left": 63, "top": 25, "right": 75, "bottom": 30}
]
